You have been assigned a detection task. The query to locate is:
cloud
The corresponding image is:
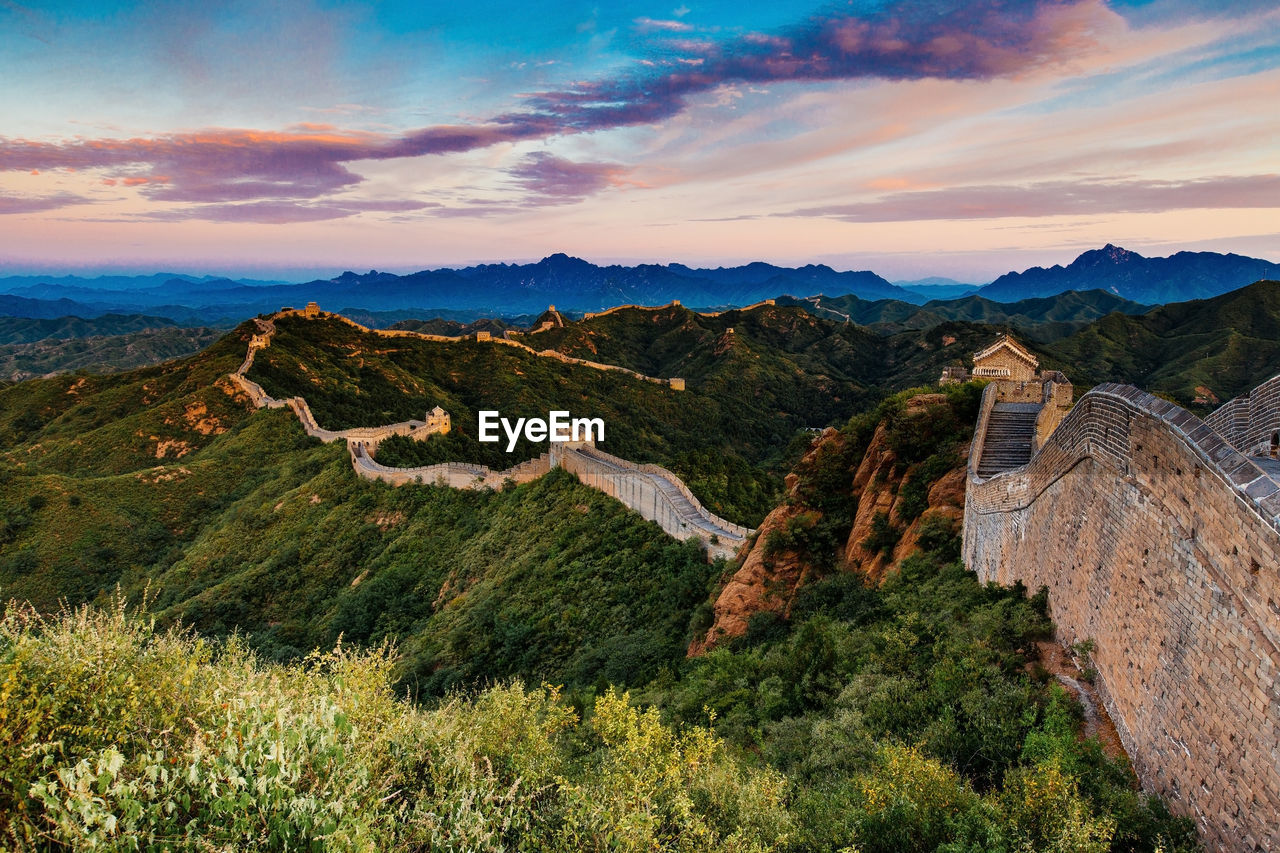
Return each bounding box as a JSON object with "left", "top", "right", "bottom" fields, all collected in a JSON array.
[
  {"left": 512, "top": 0, "right": 1118, "bottom": 133},
  {"left": 787, "top": 174, "right": 1280, "bottom": 221},
  {"left": 0, "top": 0, "right": 1124, "bottom": 213},
  {"left": 140, "top": 198, "right": 433, "bottom": 224},
  {"left": 634, "top": 16, "right": 692, "bottom": 33},
  {"left": 508, "top": 152, "right": 627, "bottom": 205},
  {"left": 0, "top": 192, "right": 88, "bottom": 214}
]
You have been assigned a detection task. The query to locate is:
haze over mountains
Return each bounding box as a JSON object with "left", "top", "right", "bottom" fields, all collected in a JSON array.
[{"left": 1, "top": 246, "right": 1275, "bottom": 324}]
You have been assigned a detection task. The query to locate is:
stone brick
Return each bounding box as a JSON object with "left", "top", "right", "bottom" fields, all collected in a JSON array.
[{"left": 964, "top": 375, "right": 1280, "bottom": 853}]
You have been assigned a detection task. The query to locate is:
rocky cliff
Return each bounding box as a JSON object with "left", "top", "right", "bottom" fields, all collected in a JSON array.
[{"left": 690, "top": 391, "right": 971, "bottom": 654}]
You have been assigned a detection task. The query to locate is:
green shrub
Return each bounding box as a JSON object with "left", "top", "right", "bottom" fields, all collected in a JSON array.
[{"left": 1, "top": 600, "right": 793, "bottom": 852}]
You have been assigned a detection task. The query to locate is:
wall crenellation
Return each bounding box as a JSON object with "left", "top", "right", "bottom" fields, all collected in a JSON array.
[
  {"left": 1204, "top": 374, "right": 1280, "bottom": 458},
  {"left": 964, "top": 376, "right": 1280, "bottom": 852}
]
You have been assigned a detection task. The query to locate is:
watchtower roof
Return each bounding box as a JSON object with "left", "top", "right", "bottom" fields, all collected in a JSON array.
[{"left": 973, "top": 334, "right": 1038, "bottom": 369}]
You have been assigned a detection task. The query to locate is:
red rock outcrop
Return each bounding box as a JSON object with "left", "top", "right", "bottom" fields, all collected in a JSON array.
[
  {"left": 687, "top": 429, "right": 844, "bottom": 655},
  {"left": 688, "top": 394, "right": 970, "bottom": 655}
]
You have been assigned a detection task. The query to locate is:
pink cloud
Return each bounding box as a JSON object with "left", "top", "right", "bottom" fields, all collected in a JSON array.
[
  {"left": 0, "top": 192, "right": 89, "bottom": 214},
  {"left": 787, "top": 174, "right": 1280, "bottom": 221},
  {"left": 139, "top": 198, "right": 434, "bottom": 224},
  {"left": 507, "top": 152, "right": 628, "bottom": 205}
]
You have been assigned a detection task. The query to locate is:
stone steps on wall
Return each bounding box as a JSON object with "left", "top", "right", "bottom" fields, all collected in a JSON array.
[{"left": 977, "top": 404, "right": 1040, "bottom": 477}]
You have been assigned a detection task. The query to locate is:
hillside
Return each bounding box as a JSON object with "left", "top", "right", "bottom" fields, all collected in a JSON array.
[
  {"left": 1043, "top": 280, "right": 1280, "bottom": 408},
  {"left": 979, "top": 244, "right": 1280, "bottom": 303},
  {"left": 247, "top": 309, "right": 893, "bottom": 524},
  {"left": 0, "top": 360, "right": 724, "bottom": 698},
  {"left": 780, "top": 289, "right": 1149, "bottom": 341},
  {"left": 0, "top": 381, "right": 1199, "bottom": 852},
  {"left": 0, "top": 323, "right": 223, "bottom": 381}
]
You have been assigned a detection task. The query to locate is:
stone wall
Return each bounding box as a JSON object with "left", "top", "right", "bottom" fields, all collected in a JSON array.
[
  {"left": 1033, "top": 378, "right": 1074, "bottom": 452},
  {"left": 351, "top": 443, "right": 551, "bottom": 488},
  {"left": 964, "top": 383, "right": 1280, "bottom": 852},
  {"left": 552, "top": 445, "right": 750, "bottom": 561},
  {"left": 1204, "top": 374, "right": 1280, "bottom": 457},
  {"left": 229, "top": 310, "right": 753, "bottom": 561}
]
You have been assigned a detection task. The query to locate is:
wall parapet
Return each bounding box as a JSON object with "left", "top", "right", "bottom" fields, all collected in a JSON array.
[
  {"left": 964, "top": 382, "right": 1280, "bottom": 851},
  {"left": 566, "top": 445, "right": 754, "bottom": 541},
  {"left": 1204, "top": 373, "right": 1280, "bottom": 457}
]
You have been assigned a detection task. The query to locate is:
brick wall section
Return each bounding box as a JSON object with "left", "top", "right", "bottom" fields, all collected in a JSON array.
[
  {"left": 553, "top": 445, "right": 749, "bottom": 561},
  {"left": 1205, "top": 374, "right": 1280, "bottom": 457},
  {"left": 351, "top": 443, "right": 551, "bottom": 489},
  {"left": 964, "top": 383, "right": 1280, "bottom": 852},
  {"left": 1033, "top": 379, "right": 1074, "bottom": 452}
]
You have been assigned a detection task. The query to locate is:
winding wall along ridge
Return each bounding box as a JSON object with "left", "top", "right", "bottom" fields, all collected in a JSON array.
[
  {"left": 964, "top": 380, "right": 1280, "bottom": 852},
  {"left": 229, "top": 313, "right": 750, "bottom": 561},
  {"left": 301, "top": 308, "right": 684, "bottom": 388}
]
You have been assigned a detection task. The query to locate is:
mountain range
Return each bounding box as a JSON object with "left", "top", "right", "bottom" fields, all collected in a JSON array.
[
  {"left": 978, "top": 244, "right": 1280, "bottom": 303},
  {"left": 1, "top": 245, "right": 1275, "bottom": 323}
]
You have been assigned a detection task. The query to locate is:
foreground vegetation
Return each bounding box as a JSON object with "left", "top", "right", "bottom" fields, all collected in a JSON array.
[
  {"left": 648, "top": 544, "right": 1196, "bottom": 851},
  {"left": 0, "top": 602, "right": 791, "bottom": 851},
  {"left": 0, "top": 541, "right": 1197, "bottom": 851}
]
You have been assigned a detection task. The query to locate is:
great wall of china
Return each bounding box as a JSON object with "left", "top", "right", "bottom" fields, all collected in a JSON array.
[
  {"left": 229, "top": 307, "right": 751, "bottom": 561},
  {"left": 961, "top": 346, "right": 1280, "bottom": 851},
  {"left": 231, "top": 304, "right": 1280, "bottom": 847}
]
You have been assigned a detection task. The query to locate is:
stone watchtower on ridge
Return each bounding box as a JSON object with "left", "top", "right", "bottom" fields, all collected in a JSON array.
[
  {"left": 423, "top": 405, "right": 451, "bottom": 434},
  {"left": 941, "top": 333, "right": 1044, "bottom": 384},
  {"left": 945, "top": 334, "right": 1074, "bottom": 476}
]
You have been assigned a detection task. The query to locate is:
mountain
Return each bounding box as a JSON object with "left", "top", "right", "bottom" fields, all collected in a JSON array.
[
  {"left": 1043, "top": 279, "right": 1280, "bottom": 407},
  {"left": 0, "top": 326, "right": 223, "bottom": 382},
  {"left": 895, "top": 277, "right": 982, "bottom": 299},
  {"left": 0, "top": 294, "right": 106, "bottom": 320},
  {"left": 0, "top": 313, "right": 183, "bottom": 344},
  {"left": 0, "top": 340, "right": 1196, "bottom": 849},
  {"left": 0, "top": 256, "right": 920, "bottom": 322},
  {"left": 979, "top": 244, "right": 1280, "bottom": 303},
  {"left": 778, "top": 288, "right": 1150, "bottom": 341}
]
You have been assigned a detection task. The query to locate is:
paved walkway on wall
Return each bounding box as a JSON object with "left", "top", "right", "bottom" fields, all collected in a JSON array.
[
  {"left": 229, "top": 310, "right": 754, "bottom": 559},
  {"left": 976, "top": 402, "right": 1040, "bottom": 477},
  {"left": 1250, "top": 455, "right": 1280, "bottom": 481},
  {"left": 568, "top": 446, "right": 749, "bottom": 543}
]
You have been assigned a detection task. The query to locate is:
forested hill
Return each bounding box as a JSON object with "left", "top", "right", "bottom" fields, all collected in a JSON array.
[
  {"left": 0, "top": 375, "right": 1200, "bottom": 851},
  {"left": 779, "top": 288, "right": 1149, "bottom": 341},
  {"left": 1043, "top": 279, "right": 1280, "bottom": 408}
]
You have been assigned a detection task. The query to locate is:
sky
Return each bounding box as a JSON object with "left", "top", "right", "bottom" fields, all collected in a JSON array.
[{"left": 0, "top": 0, "right": 1277, "bottom": 281}]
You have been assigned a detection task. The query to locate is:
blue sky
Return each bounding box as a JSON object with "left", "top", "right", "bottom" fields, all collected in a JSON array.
[{"left": 0, "top": 0, "right": 1276, "bottom": 279}]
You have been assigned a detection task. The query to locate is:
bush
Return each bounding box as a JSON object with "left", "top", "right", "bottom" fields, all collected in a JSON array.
[{"left": 0, "top": 600, "right": 793, "bottom": 852}]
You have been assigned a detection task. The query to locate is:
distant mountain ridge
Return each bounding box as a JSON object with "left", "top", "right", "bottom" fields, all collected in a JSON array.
[
  {"left": 0, "top": 254, "right": 913, "bottom": 319},
  {"left": 979, "top": 244, "right": 1280, "bottom": 303},
  {"left": 0, "top": 246, "right": 1275, "bottom": 323}
]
